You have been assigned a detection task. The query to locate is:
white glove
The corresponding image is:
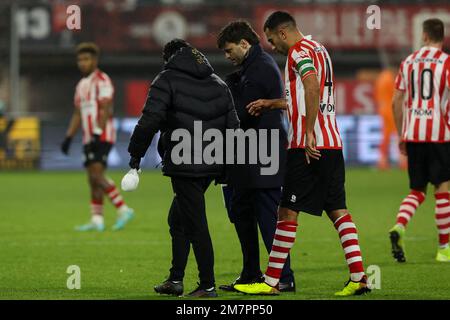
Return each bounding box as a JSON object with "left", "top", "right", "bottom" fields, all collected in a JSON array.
[{"left": 121, "top": 169, "right": 141, "bottom": 191}]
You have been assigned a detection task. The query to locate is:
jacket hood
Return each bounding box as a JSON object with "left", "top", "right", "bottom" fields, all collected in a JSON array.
[{"left": 164, "top": 47, "right": 214, "bottom": 79}]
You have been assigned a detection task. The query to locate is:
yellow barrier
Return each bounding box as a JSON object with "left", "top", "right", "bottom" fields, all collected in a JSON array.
[{"left": 0, "top": 117, "right": 40, "bottom": 169}]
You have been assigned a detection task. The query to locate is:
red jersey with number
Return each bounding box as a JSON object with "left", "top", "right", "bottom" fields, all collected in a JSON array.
[
  {"left": 395, "top": 46, "right": 450, "bottom": 142},
  {"left": 285, "top": 36, "right": 342, "bottom": 149},
  {"left": 74, "top": 69, "right": 116, "bottom": 145}
]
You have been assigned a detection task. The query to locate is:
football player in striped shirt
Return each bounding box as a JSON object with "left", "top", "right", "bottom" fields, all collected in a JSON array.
[
  {"left": 389, "top": 18, "right": 450, "bottom": 263},
  {"left": 61, "top": 42, "right": 134, "bottom": 232},
  {"left": 234, "top": 11, "right": 370, "bottom": 296}
]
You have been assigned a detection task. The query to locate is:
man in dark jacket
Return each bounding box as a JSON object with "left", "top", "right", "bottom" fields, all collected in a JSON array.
[
  {"left": 217, "top": 21, "right": 295, "bottom": 291},
  {"left": 125, "top": 39, "right": 239, "bottom": 298}
]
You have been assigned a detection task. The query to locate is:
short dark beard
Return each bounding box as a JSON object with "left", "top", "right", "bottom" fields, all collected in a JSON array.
[
  {"left": 238, "top": 46, "right": 251, "bottom": 66},
  {"left": 80, "top": 67, "right": 95, "bottom": 77}
]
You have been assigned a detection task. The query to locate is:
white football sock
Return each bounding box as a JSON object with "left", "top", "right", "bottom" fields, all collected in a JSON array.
[{"left": 92, "top": 215, "right": 104, "bottom": 226}]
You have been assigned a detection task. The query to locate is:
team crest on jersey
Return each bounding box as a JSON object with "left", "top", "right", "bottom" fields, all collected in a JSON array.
[
  {"left": 290, "top": 195, "right": 297, "bottom": 203},
  {"left": 298, "top": 50, "right": 309, "bottom": 58}
]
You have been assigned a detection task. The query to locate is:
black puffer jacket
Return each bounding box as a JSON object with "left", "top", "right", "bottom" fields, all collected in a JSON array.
[{"left": 128, "top": 47, "right": 240, "bottom": 178}]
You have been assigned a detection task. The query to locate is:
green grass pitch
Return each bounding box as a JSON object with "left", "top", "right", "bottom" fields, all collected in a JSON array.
[{"left": 0, "top": 168, "right": 449, "bottom": 300}]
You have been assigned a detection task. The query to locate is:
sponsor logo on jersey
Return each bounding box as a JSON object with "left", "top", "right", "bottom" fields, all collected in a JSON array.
[
  {"left": 320, "top": 103, "right": 335, "bottom": 114},
  {"left": 409, "top": 108, "right": 433, "bottom": 118},
  {"left": 313, "top": 46, "right": 324, "bottom": 53}
]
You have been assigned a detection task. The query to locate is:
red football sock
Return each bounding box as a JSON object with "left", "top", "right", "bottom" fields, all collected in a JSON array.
[
  {"left": 334, "top": 214, "right": 365, "bottom": 282},
  {"left": 395, "top": 190, "right": 426, "bottom": 228},
  {"left": 435, "top": 192, "right": 450, "bottom": 248},
  {"left": 90, "top": 199, "right": 103, "bottom": 216},
  {"left": 105, "top": 183, "right": 126, "bottom": 210},
  {"left": 264, "top": 220, "right": 298, "bottom": 287}
]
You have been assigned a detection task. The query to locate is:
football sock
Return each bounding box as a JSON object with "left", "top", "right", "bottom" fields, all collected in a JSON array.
[
  {"left": 435, "top": 192, "right": 450, "bottom": 249},
  {"left": 91, "top": 214, "right": 103, "bottom": 225},
  {"left": 90, "top": 199, "right": 103, "bottom": 218},
  {"left": 334, "top": 214, "right": 365, "bottom": 282},
  {"left": 264, "top": 220, "right": 298, "bottom": 287},
  {"left": 105, "top": 183, "right": 128, "bottom": 213},
  {"left": 395, "top": 190, "right": 426, "bottom": 229}
]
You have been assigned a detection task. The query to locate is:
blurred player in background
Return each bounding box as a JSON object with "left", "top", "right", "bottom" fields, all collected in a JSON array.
[
  {"left": 389, "top": 19, "right": 450, "bottom": 263},
  {"left": 234, "top": 11, "right": 370, "bottom": 296},
  {"left": 375, "top": 66, "right": 407, "bottom": 170},
  {"left": 61, "top": 42, "right": 134, "bottom": 232}
]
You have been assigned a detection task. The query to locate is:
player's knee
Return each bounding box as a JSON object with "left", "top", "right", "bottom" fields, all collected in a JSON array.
[
  {"left": 326, "top": 209, "right": 348, "bottom": 222},
  {"left": 89, "top": 175, "right": 102, "bottom": 188},
  {"left": 277, "top": 210, "right": 288, "bottom": 221},
  {"left": 433, "top": 184, "right": 448, "bottom": 196},
  {"left": 278, "top": 207, "right": 297, "bottom": 221},
  {"left": 88, "top": 175, "right": 96, "bottom": 187}
]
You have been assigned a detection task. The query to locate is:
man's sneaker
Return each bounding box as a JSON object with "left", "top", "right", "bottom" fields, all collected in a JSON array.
[
  {"left": 234, "top": 282, "right": 280, "bottom": 295},
  {"left": 279, "top": 281, "right": 296, "bottom": 293},
  {"left": 219, "top": 274, "right": 264, "bottom": 292},
  {"left": 334, "top": 276, "right": 371, "bottom": 297},
  {"left": 154, "top": 280, "right": 183, "bottom": 296},
  {"left": 389, "top": 225, "right": 406, "bottom": 262},
  {"left": 112, "top": 208, "right": 135, "bottom": 231},
  {"left": 436, "top": 246, "right": 450, "bottom": 262},
  {"left": 75, "top": 222, "right": 105, "bottom": 232},
  {"left": 186, "top": 284, "right": 218, "bottom": 298}
]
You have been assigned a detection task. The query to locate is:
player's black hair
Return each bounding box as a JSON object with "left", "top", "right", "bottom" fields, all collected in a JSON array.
[
  {"left": 76, "top": 42, "right": 100, "bottom": 57},
  {"left": 423, "top": 18, "right": 444, "bottom": 43},
  {"left": 263, "top": 11, "right": 296, "bottom": 31},
  {"left": 163, "top": 39, "right": 191, "bottom": 62},
  {"left": 217, "top": 20, "right": 260, "bottom": 49}
]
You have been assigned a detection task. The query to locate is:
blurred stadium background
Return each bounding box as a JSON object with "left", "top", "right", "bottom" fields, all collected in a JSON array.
[{"left": 1, "top": 0, "right": 449, "bottom": 171}]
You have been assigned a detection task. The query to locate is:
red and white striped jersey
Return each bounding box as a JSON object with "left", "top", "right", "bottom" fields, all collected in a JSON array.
[
  {"left": 395, "top": 46, "right": 450, "bottom": 142},
  {"left": 285, "top": 36, "right": 342, "bottom": 149},
  {"left": 74, "top": 69, "right": 116, "bottom": 145}
]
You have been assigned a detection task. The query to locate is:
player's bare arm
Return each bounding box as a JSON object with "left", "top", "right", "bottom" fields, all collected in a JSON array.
[
  {"left": 246, "top": 98, "right": 287, "bottom": 116},
  {"left": 303, "top": 73, "right": 321, "bottom": 163},
  {"left": 66, "top": 107, "right": 81, "bottom": 138},
  {"left": 97, "top": 99, "right": 113, "bottom": 133},
  {"left": 61, "top": 107, "right": 81, "bottom": 155},
  {"left": 392, "top": 89, "right": 406, "bottom": 155}
]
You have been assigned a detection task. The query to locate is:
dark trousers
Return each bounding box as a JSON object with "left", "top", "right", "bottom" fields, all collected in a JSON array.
[
  {"left": 222, "top": 186, "right": 295, "bottom": 284},
  {"left": 168, "top": 176, "right": 214, "bottom": 289}
]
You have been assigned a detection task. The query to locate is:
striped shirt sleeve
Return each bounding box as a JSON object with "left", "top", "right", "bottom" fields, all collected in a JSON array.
[
  {"left": 446, "top": 58, "right": 450, "bottom": 90},
  {"left": 394, "top": 62, "right": 406, "bottom": 91},
  {"left": 97, "top": 76, "right": 114, "bottom": 103},
  {"left": 290, "top": 48, "right": 316, "bottom": 81}
]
